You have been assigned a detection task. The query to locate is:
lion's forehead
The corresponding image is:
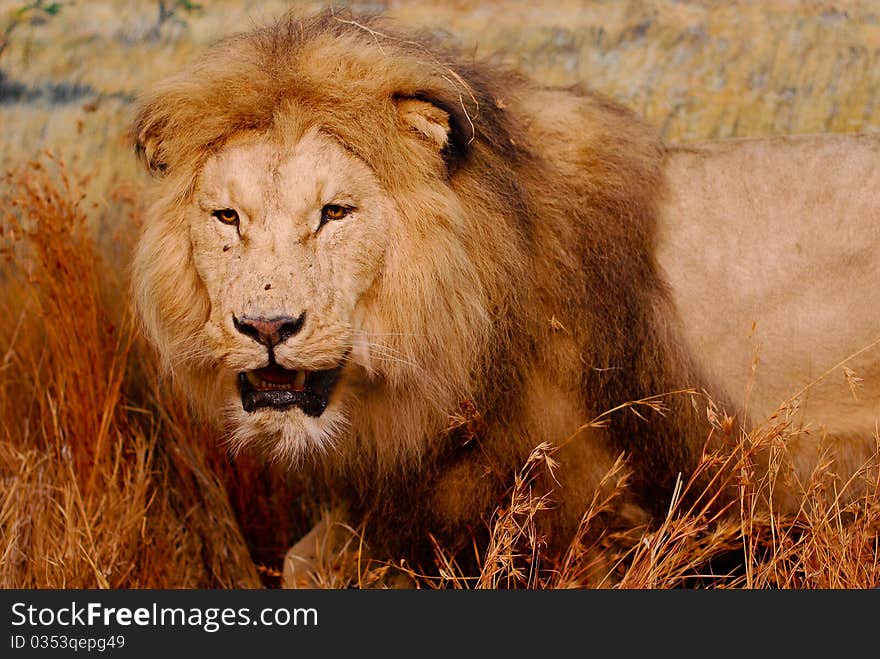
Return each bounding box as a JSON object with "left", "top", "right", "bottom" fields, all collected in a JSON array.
[{"left": 198, "top": 129, "right": 378, "bottom": 219}]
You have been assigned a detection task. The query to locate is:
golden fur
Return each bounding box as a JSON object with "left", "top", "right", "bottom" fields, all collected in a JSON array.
[
  {"left": 130, "top": 12, "right": 878, "bottom": 570},
  {"left": 658, "top": 134, "right": 880, "bottom": 509}
]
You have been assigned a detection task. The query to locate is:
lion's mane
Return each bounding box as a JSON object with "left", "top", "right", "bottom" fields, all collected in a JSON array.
[{"left": 131, "top": 11, "right": 717, "bottom": 560}]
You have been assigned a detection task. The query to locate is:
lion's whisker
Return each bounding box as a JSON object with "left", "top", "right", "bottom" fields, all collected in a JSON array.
[
  {"left": 364, "top": 344, "right": 422, "bottom": 370},
  {"left": 352, "top": 330, "right": 428, "bottom": 338}
]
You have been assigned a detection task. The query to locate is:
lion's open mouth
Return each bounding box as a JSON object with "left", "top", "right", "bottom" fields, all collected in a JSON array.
[{"left": 238, "top": 363, "right": 343, "bottom": 417}]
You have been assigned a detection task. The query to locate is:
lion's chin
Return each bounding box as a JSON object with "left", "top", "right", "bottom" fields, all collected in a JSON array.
[
  {"left": 237, "top": 363, "right": 344, "bottom": 417},
  {"left": 225, "top": 395, "right": 350, "bottom": 463}
]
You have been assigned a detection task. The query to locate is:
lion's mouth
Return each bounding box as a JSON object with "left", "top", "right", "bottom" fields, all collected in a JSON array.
[{"left": 238, "top": 363, "right": 343, "bottom": 417}]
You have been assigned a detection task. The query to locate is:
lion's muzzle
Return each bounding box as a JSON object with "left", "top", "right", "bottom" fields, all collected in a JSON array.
[{"left": 231, "top": 312, "right": 343, "bottom": 417}]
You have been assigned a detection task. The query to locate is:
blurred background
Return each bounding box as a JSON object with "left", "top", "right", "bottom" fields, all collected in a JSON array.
[{"left": 3, "top": 0, "right": 880, "bottom": 183}]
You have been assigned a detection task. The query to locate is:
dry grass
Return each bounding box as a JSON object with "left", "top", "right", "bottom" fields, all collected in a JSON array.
[
  {"left": 1, "top": 1, "right": 878, "bottom": 589},
  {"left": 0, "top": 158, "right": 308, "bottom": 588},
  {"left": 389, "top": 393, "right": 880, "bottom": 589}
]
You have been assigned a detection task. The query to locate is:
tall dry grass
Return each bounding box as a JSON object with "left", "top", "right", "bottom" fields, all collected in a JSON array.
[
  {"left": 1, "top": 157, "right": 878, "bottom": 589},
  {"left": 0, "top": 157, "right": 307, "bottom": 588},
  {"left": 396, "top": 395, "right": 879, "bottom": 589}
]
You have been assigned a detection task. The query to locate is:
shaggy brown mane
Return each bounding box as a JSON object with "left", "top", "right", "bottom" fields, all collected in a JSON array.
[
  {"left": 131, "top": 9, "right": 723, "bottom": 569},
  {"left": 132, "top": 12, "right": 518, "bottom": 190}
]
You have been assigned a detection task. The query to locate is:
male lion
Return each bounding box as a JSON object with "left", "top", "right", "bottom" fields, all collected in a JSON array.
[{"left": 131, "top": 12, "right": 880, "bottom": 584}]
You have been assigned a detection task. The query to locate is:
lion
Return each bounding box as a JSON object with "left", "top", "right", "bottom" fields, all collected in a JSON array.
[{"left": 130, "top": 11, "right": 880, "bottom": 585}]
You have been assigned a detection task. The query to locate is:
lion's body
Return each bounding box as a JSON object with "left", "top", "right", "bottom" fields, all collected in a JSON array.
[
  {"left": 659, "top": 134, "right": 880, "bottom": 493},
  {"left": 131, "top": 13, "right": 879, "bottom": 574}
]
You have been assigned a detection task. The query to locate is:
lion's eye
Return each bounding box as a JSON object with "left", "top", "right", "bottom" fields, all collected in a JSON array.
[
  {"left": 212, "top": 208, "right": 239, "bottom": 225},
  {"left": 320, "top": 204, "right": 353, "bottom": 226}
]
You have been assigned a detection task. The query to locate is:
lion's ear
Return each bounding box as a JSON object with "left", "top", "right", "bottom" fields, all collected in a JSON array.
[
  {"left": 131, "top": 108, "right": 169, "bottom": 177},
  {"left": 396, "top": 95, "right": 469, "bottom": 171},
  {"left": 397, "top": 97, "right": 451, "bottom": 150}
]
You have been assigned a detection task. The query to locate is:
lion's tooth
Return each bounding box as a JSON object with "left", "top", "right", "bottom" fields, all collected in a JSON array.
[
  {"left": 246, "top": 371, "right": 261, "bottom": 387},
  {"left": 293, "top": 370, "right": 307, "bottom": 391}
]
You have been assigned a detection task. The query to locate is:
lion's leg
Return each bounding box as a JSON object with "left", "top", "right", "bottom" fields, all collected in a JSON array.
[
  {"left": 282, "top": 506, "right": 355, "bottom": 588},
  {"left": 282, "top": 507, "right": 416, "bottom": 588}
]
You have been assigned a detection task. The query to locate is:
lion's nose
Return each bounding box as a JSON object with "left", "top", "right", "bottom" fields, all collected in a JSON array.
[{"left": 232, "top": 313, "right": 306, "bottom": 348}]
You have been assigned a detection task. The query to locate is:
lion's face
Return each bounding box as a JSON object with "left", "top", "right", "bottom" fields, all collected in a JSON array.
[
  {"left": 188, "top": 128, "right": 397, "bottom": 456},
  {"left": 133, "top": 27, "right": 499, "bottom": 467}
]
